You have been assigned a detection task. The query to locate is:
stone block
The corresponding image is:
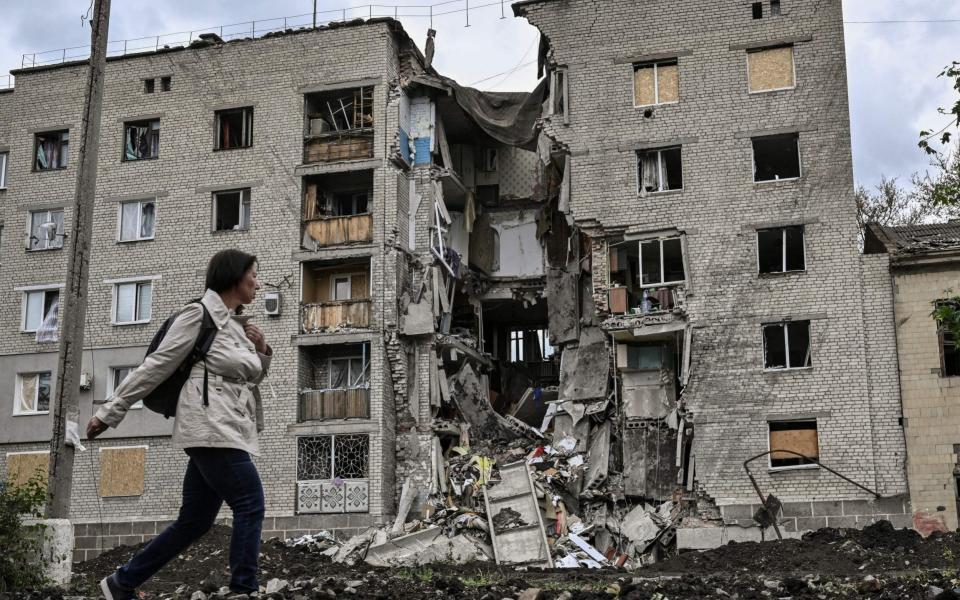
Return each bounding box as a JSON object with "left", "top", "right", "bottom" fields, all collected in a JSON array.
[
  {"left": 119, "top": 535, "right": 143, "bottom": 547},
  {"left": 826, "top": 516, "right": 857, "bottom": 528},
  {"left": 274, "top": 516, "right": 300, "bottom": 530},
  {"left": 869, "top": 495, "right": 907, "bottom": 515},
  {"left": 131, "top": 520, "right": 157, "bottom": 535},
  {"left": 841, "top": 500, "right": 871, "bottom": 516},
  {"left": 811, "top": 501, "right": 843, "bottom": 517},
  {"left": 74, "top": 535, "right": 98, "bottom": 550},
  {"left": 73, "top": 550, "right": 87, "bottom": 564},
  {"left": 780, "top": 502, "right": 812, "bottom": 517},
  {"left": 795, "top": 517, "right": 827, "bottom": 531},
  {"left": 721, "top": 504, "right": 756, "bottom": 521}
]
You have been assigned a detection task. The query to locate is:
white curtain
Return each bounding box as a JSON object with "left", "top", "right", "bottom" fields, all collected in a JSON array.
[
  {"left": 121, "top": 203, "right": 140, "bottom": 240},
  {"left": 140, "top": 202, "right": 155, "bottom": 238},
  {"left": 35, "top": 296, "right": 59, "bottom": 343},
  {"left": 640, "top": 153, "right": 659, "bottom": 193}
]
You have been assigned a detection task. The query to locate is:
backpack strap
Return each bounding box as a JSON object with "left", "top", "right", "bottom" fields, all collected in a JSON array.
[{"left": 187, "top": 300, "right": 218, "bottom": 408}]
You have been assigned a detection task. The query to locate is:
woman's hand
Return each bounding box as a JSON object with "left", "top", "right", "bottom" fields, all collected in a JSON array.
[
  {"left": 86, "top": 417, "right": 108, "bottom": 440},
  {"left": 244, "top": 323, "right": 268, "bottom": 354}
]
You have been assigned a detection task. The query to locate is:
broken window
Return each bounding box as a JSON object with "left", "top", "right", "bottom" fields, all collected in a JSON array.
[
  {"left": 306, "top": 87, "right": 374, "bottom": 134},
  {"left": 748, "top": 46, "right": 795, "bottom": 93},
  {"left": 0, "top": 151, "right": 8, "bottom": 188},
  {"left": 763, "top": 320, "right": 811, "bottom": 369},
  {"left": 752, "top": 133, "right": 800, "bottom": 182},
  {"left": 329, "top": 356, "right": 370, "bottom": 389},
  {"left": 28, "top": 209, "right": 64, "bottom": 251},
  {"left": 123, "top": 119, "right": 160, "bottom": 161},
  {"left": 752, "top": 2, "right": 763, "bottom": 18},
  {"left": 326, "top": 192, "right": 369, "bottom": 217},
  {"left": 113, "top": 281, "right": 153, "bottom": 325},
  {"left": 14, "top": 372, "right": 51, "bottom": 415},
  {"left": 771, "top": 0, "right": 782, "bottom": 15},
  {"left": 637, "top": 147, "right": 682, "bottom": 193},
  {"left": 640, "top": 237, "right": 685, "bottom": 286},
  {"left": 144, "top": 78, "right": 155, "bottom": 94},
  {"left": 757, "top": 226, "right": 805, "bottom": 273},
  {"left": 34, "top": 130, "right": 69, "bottom": 171},
  {"left": 297, "top": 434, "right": 369, "bottom": 480},
  {"left": 550, "top": 68, "right": 567, "bottom": 119},
  {"left": 215, "top": 107, "right": 254, "bottom": 150},
  {"left": 23, "top": 288, "right": 59, "bottom": 334},
  {"left": 160, "top": 76, "right": 171, "bottom": 92},
  {"left": 633, "top": 60, "right": 679, "bottom": 107},
  {"left": 936, "top": 301, "right": 960, "bottom": 377},
  {"left": 118, "top": 199, "right": 155, "bottom": 242},
  {"left": 213, "top": 188, "right": 251, "bottom": 231},
  {"left": 768, "top": 420, "right": 819, "bottom": 468}
]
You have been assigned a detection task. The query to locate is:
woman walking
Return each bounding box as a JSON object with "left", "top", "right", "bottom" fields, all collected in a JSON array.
[{"left": 87, "top": 249, "right": 272, "bottom": 599}]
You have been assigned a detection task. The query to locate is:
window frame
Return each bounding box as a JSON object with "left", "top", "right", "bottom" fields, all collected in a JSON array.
[
  {"left": 331, "top": 274, "right": 353, "bottom": 301},
  {"left": 117, "top": 198, "right": 156, "bottom": 243},
  {"left": 111, "top": 279, "right": 154, "bottom": 326},
  {"left": 549, "top": 68, "right": 569, "bottom": 122},
  {"left": 751, "top": 133, "right": 802, "bottom": 183},
  {"left": 33, "top": 130, "right": 70, "bottom": 171},
  {"left": 637, "top": 146, "right": 683, "bottom": 194},
  {"left": 0, "top": 151, "right": 8, "bottom": 189},
  {"left": 757, "top": 225, "right": 806, "bottom": 274},
  {"left": 122, "top": 119, "right": 161, "bottom": 162},
  {"left": 211, "top": 188, "right": 252, "bottom": 232},
  {"left": 327, "top": 356, "right": 370, "bottom": 389},
  {"left": 632, "top": 59, "right": 680, "bottom": 108},
  {"left": 27, "top": 209, "right": 65, "bottom": 252},
  {"left": 936, "top": 300, "right": 960, "bottom": 378},
  {"left": 296, "top": 433, "right": 370, "bottom": 481},
  {"left": 746, "top": 45, "right": 797, "bottom": 94},
  {"left": 214, "top": 107, "right": 254, "bottom": 151},
  {"left": 638, "top": 237, "right": 686, "bottom": 288},
  {"left": 20, "top": 287, "right": 60, "bottom": 333},
  {"left": 108, "top": 365, "right": 143, "bottom": 409},
  {"left": 767, "top": 419, "right": 820, "bottom": 471},
  {"left": 13, "top": 371, "right": 52, "bottom": 416},
  {"left": 762, "top": 320, "right": 813, "bottom": 371}
]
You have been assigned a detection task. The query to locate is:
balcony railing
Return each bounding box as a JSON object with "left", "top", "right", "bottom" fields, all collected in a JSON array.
[
  {"left": 303, "top": 132, "right": 373, "bottom": 163},
  {"left": 301, "top": 300, "right": 371, "bottom": 333},
  {"left": 608, "top": 284, "right": 684, "bottom": 316},
  {"left": 302, "top": 214, "right": 373, "bottom": 248},
  {"left": 299, "top": 388, "right": 370, "bottom": 421}
]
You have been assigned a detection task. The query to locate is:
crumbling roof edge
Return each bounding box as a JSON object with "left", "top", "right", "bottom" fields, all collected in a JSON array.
[
  {"left": 11, "top": 17, "right": 403, "bottom": 77},
  {"left": 511, "top": 0, "right": 559, "bottom": 17}
]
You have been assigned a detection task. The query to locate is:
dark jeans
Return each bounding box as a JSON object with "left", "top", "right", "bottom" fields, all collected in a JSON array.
[{"left": 115, "top": 448, "right": 265, "bottom": 593}]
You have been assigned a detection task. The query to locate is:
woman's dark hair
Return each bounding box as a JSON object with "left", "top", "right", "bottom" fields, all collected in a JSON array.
[{"left": 205, "top": 249, "right": 257, "bottom": 293}]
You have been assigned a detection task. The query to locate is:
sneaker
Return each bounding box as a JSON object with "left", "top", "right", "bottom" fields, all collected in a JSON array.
[{"left": 100, "top": 573, "right": 135, "bottom": 600}]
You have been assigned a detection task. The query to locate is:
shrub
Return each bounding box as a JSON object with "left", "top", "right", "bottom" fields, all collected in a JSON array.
[{"left": 0, "top": 476, "right": 49, "bottom": 592}]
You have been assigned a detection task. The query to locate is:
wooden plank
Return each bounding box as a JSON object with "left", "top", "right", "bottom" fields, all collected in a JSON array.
[
  {"left": 99, "top": 447, "right": 146, "bottom": 497},
  {"left": 6, "top": 452, "right": 48, "bottom": 488},
  {"left": 748, "top": 46, "right": 794, "bottom": 92},
  {"left": 770, "top": 428, "right": 818, "bottom": 459}
]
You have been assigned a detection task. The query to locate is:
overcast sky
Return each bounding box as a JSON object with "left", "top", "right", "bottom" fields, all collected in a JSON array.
[{"left": 1, "top": 0, "right": 957, "bottom": 190}]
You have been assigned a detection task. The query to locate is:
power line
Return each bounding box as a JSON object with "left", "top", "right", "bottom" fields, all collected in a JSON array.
[
  {"left": 844, "top": 19, "right": 960, "bottom": 24},
  {"left": 469, "top": 60, "right": 537, "bottom": 87}
]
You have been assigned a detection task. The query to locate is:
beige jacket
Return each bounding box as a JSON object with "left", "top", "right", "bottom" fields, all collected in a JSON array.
[{"left": 95, "top": 289, "right": 272, "bottom": 456}]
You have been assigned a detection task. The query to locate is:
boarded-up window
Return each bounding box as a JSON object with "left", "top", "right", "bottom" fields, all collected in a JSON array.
[
  {"left": 6, "top": 451, "right": 49, "bottom": 487},
  {"left": 748, "top": 46, "right": 795, "bottom": 92},
  {"left": 634, "top": 60, "right": 679, "bottom": 106},
  {"left": 99, "top": 446, "right": 146, "bottom": 497},
  {"left": 769, "top": 421, "right": 819, "bottom": 468}
]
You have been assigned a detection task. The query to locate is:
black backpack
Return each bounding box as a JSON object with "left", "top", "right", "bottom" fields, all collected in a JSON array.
[{"left": 141, "top": 300, "right": 218, "bottom": 418}]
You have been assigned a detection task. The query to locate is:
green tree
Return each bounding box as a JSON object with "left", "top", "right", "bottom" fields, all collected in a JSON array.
[
  {"left": 0, "top": 477, "right": 49, "bottom": 592},
  {"left": 919, "top": 62, "right": 960, "bottom": 206}
]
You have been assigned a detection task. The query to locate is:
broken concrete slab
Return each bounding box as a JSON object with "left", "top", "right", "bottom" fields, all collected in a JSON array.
[
  {"left": 546, "top": 265, "right": 579, "bottom": 345},
  {"left": 449, "top": 362, "right": 517, "bottom": 442},
  {"left": 333, "top": 527, "right": 379, "bottom": 565},
  {"left": 620, "top": 505, "right": 663, "bottom": 550},
  {"left": 559, "top": 326, "right": 608, "bottom": 402},
  {"left": 584, "top": 420, "right": 611, "bottom": 491},
  {"left": 364, "top": 528, "right": 493, "bottom": 567},
  {"left": 622, "top": 425, "right": 678, "bottom": 500},
  {"left": 401, "top": 296, "right": 435, "bottom": 335},
  {"left": 621, "top": 370, "right": 674, "bottom": 420}
]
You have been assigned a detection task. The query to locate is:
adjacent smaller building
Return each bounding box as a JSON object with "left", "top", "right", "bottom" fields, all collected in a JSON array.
[{"left": 866, "top": 222, "right": 960, "bottom": 531}]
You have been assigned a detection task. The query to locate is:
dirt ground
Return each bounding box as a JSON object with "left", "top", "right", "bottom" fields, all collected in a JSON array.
[{"left": 12, "top": 521, "right": 960, "bottom": 600}]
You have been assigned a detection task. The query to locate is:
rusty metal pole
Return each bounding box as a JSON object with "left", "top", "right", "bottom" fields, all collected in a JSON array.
[{"left": 46, "top": 0, "right": 111, "bottom": 519}]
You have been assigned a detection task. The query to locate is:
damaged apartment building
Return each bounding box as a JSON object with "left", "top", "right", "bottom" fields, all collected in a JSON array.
[{"left": 0, "top": 0, "right": 917, "bottom": 569}]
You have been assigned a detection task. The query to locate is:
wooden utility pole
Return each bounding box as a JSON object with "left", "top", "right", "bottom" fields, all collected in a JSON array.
[{"left": 46, "top": 0, "right": 111, "bottom": 519}]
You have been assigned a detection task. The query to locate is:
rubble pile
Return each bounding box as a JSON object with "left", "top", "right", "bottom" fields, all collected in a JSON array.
[{"left": 58, "top": 523, "right": 960, "bottom": 600}]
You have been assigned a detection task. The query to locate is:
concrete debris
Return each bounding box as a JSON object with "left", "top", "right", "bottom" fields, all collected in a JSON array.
[{"left": 364, "top": 528, "right": 492, "bottom": 567}]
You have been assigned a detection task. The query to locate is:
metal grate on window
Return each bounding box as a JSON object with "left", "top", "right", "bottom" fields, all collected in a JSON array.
[
  {"left": 334, "top": 434, "right": 369, "bottom": 479},
  {"left": 297, "top": 436, "right": 332, "bottom": 480}
]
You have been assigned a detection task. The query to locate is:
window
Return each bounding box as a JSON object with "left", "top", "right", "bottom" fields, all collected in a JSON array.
[
  {"left": 771, "top": 0, "right": 782, "bottom": 16},
  {"left": 14, "top": 372, "right": 51, "bottom": 415},
  {"left": 758, "top": 226, "right": 805, "bottom": 273},
  {"left": 109, "top": 366, "right": 142, "bottom": 408},
  {"left": 160, "top": 76, "right": 171, "bottom": 92},
  {"left": 113, "top": 281, "right": 153, "bottom": 324},
  {"left": 215, "top": 107, "right": 254, "bottom": 150},
  {"left": 747, "top": 46, "right": 795, "bottom": 93},
  {"left": 123, "top": 120, "right": 160, "bottom": 161},
  {"left": 633, "top": 60, "right": 679, "bottom": 107},
  {"left": 936, "top": 301, "right": 960, "bottom": 377},
  {"left": 510, "top": 330, "right": 524, "bottom": 362},
  {"left": 550, "top": 68, "right": 567, "bottom": 119},
  {"left": 763, "top": 320, "right": 811, "bottom": 369},
  {"left": 329, "top": 357, "right": 369, "bottom": 389},
  {"left": 332, "top": 275, "right": 352, "bottom": 301},
  {"left": 118, "top": 199, "right": 155, "bottom": 242},
  {"left": 752, "top": 2, "right": 763, "bottom": 18},
  {"left": 638, "top": 147, "right": 683, "bottom": 193},
  {"left": 640, "top": 237, "right": 685, "bottom": 286},
  {"left": 330, "top": 192, "right": 369, "bottom": 217},
  {"left": 509, "top": 329, "right": 554, "bottom": 363},
  {"left": 22, "top": 288, "right": 59, "bottom": 335},
  {"left": 768, "top": 421, "right": 819, "bottom": 468},
  {"left": 752, "top": 133, "right": 800, "bottom": 182},
  {"left": 622, "top": 344, "right": 665, "bottom": 370},
  {"left": 34, "top": 130, "right": 69, "bottom": 171},
  {"left": 212, "top": 188, "right": 251, "bottom": 231},
  {"left": 297, "top": 434, "right": 369, "bottom": 480},
  {"left": 144, "top": 78, "right": 155, "bottom": 94},
  {"left": 481, "top": 148, "right": 498, "bottom": 172},
  {"left": 0, "top": 151, "right": 8, "bottom": 188},
  {"left": 28, "top": 209, "right": 65, "bottom": 251}
]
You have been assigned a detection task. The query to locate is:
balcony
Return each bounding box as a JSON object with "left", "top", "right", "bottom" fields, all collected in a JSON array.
[
  {"left": 301, "top": 259, "right": 372, "bottom": 333},
  {"left": 298, "top": 343, "right": 371, "bottom": 422},
  {"left": 302, "top": 171, "right": 374, "bottom": 249},
  {"left": 299, "top": 388, "right": 370, "bottom": 420},
  {"left": 303, "top": 87, "right": 374, "bottom": 164}
]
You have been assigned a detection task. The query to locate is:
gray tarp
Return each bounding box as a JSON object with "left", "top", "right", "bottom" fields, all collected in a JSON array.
[{"left": 439, "top": 76, "right": 549, "bottom": 151}]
